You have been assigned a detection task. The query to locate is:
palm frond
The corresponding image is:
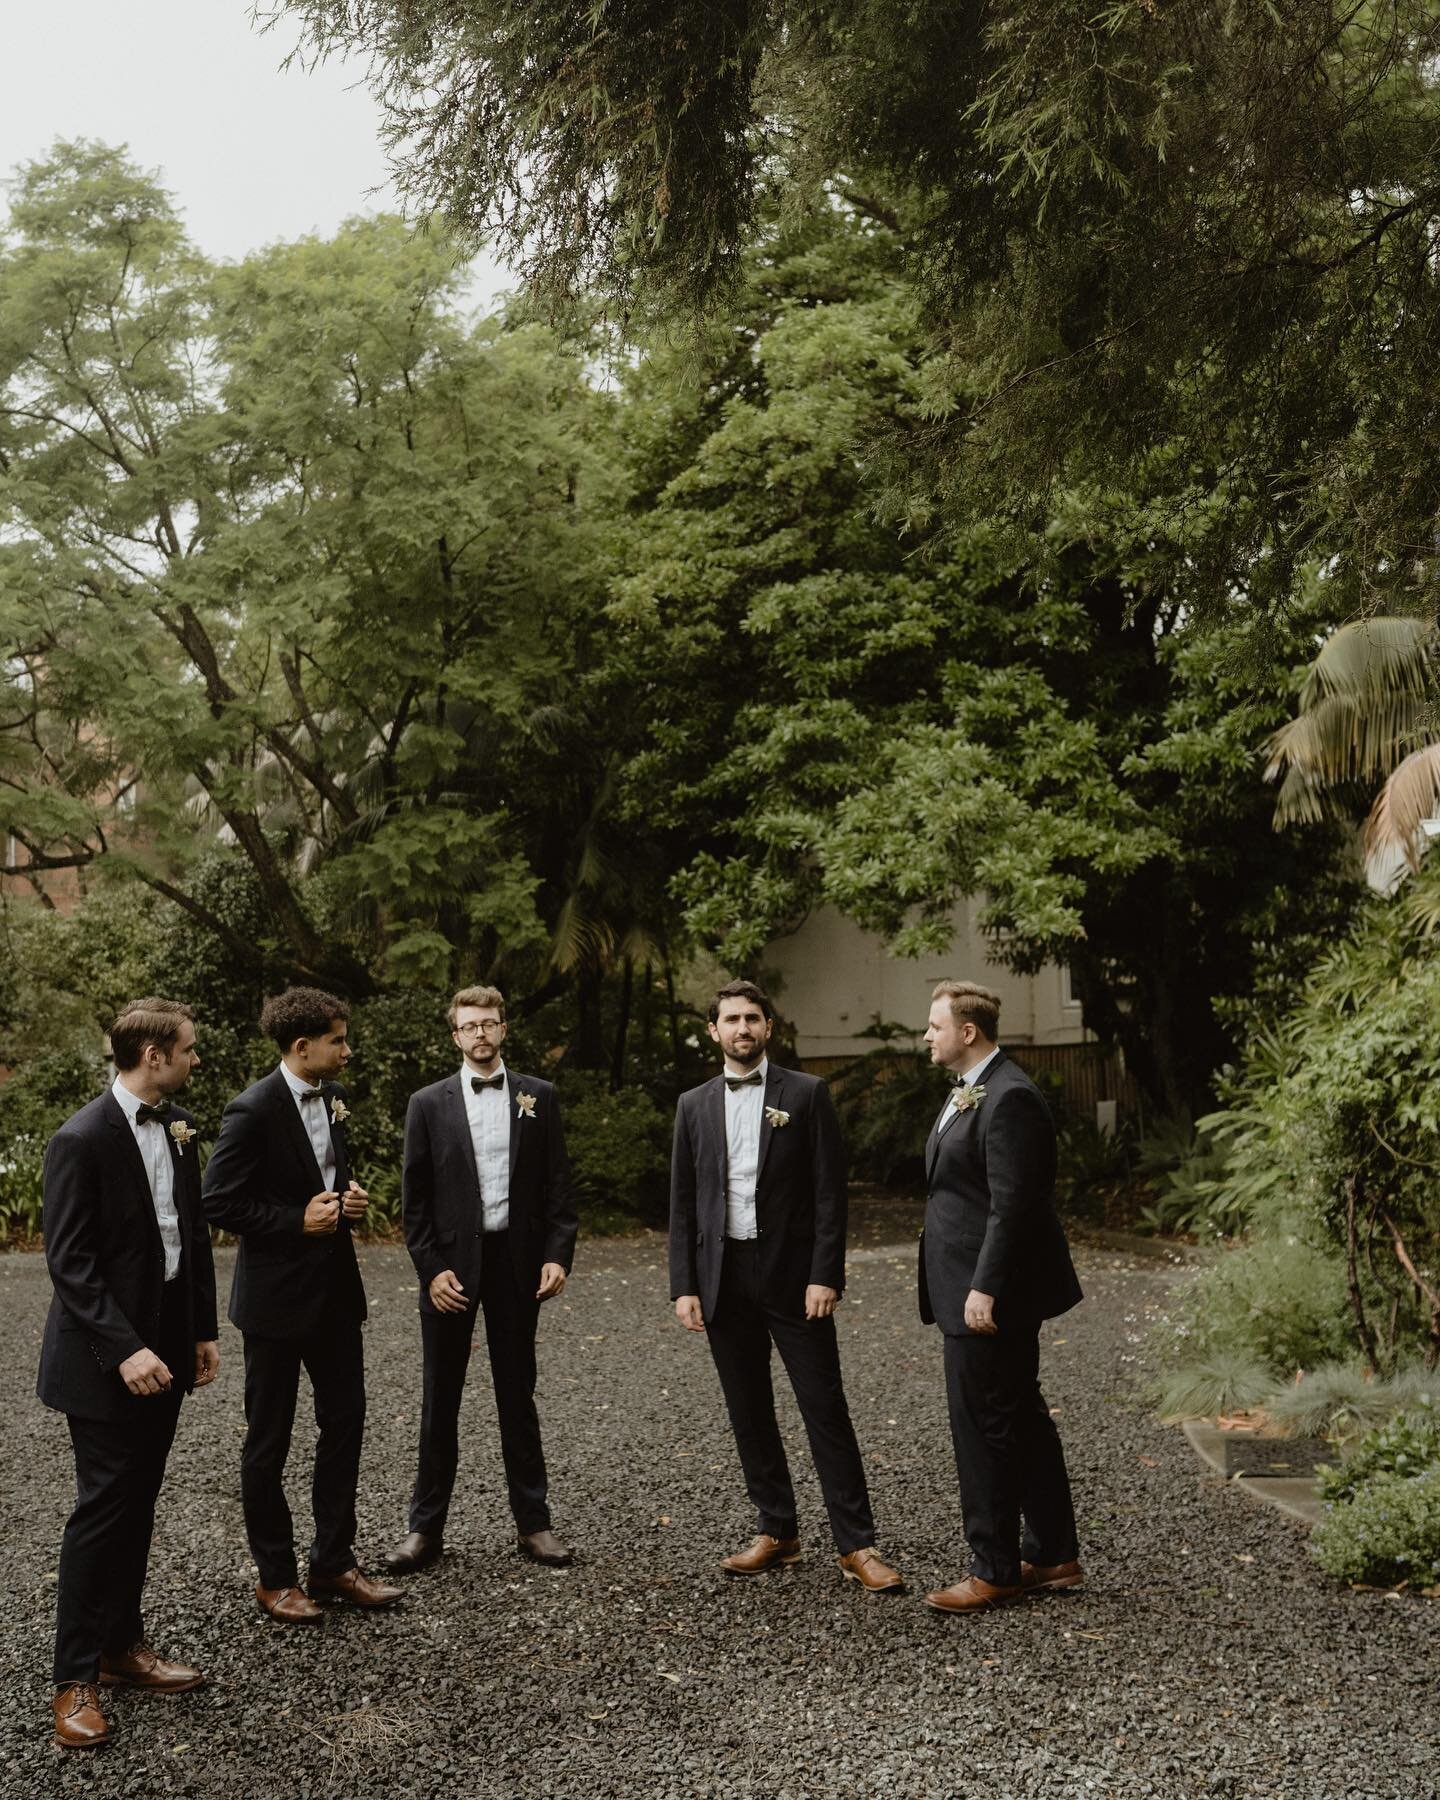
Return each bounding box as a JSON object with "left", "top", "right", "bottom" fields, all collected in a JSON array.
[
  {"left": 1362, "top": 742, "right": 1440, "bottom": 885},
  {"left": 1298, "top": 617, "right": 1434, "bottom": 709}
]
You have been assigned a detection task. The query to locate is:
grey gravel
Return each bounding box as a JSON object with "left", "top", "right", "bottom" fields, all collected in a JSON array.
[{"left": 1, "top": 1226, "right": 1436, "bottom": 1799}]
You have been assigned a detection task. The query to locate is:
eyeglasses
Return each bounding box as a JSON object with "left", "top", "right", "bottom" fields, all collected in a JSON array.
[{"left": 455, "top": 1020, "right": 505, "bottom": 1038}]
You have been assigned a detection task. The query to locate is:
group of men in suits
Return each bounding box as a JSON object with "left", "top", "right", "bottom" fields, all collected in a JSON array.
[
  {"left": 38, "top": 973, "right": 1082, "bottom": 1752},
  {"left": 669, "top": 978, "right": 1082, "bottom": 1613}
]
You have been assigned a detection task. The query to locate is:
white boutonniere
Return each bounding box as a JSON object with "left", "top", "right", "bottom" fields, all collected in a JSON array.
[
  {"left": 516, "top": 1092, "right": 537, "bottom": 1118},
  {"left": 765, "top": 1106, "right": 790, "bottom": 1129},
  {"left": 168, "top": 1118, "right": 197, "bottom": 1156},
  {"left": 952, "top": 1083, "right": 985, "bottom": 1115},
  {"left": 330, "top": 1096, "right": 350, "bottom": 1125}
]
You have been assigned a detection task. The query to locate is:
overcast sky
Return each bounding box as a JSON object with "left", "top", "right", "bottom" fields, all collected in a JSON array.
[{"left": 0, "top": 0, "right": 509, "bottom": 302}]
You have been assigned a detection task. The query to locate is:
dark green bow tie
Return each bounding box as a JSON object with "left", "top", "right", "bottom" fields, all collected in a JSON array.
[
  {"left": 135, "top": 1102, "right": 172, "bottom": 1125},
  {"left": 471, "top": 1074, "right": 504, "bottom": 1092},
  {"left": 725, "top": 1072, "right": 764, "bottom": 1091}
]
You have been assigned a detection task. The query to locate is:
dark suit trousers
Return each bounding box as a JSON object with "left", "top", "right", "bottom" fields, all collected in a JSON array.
[
  {"left": 240, "top": 1287, "right": 366, "bottom": 1589},
  {"left": 54, "top": 1279, "right": 187, "bottom": 1684},
  {"left": 409, "top": 1231, "right": 550, "bottom": 1538},
  {"left": 943, "top": 1324, "right": 1078, "bottom": 1586},
  {"left": 706, "top": 1238, "right": 875, "bottom": 1554}
]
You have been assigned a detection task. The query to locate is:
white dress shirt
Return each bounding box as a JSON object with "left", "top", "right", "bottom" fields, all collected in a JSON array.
[
  {"left": 722, "top": 1057, "right": 768, "bottom": 1240},
  {"left": 937, "top": 1044, "right": 1003, "bottom": 1135},
  {"left": 280, "top": 1061, "right": 337, "bottom": 1191},
  {"left": 112, "top": 1075, "right": 182, "bottom": 1281},
  {"left": 462, "top": 1061, "right": 511, "bottom": 1233}
]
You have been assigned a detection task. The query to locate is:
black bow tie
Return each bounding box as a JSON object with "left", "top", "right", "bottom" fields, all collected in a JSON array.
[
  {"left": 471, "top": 1074, "right": 505, "bottom": 1092},
  {"left": 297, "top": 1087, "right": 324, "bottom": 1103},
  {"left": 135, "top": 1102, "right": 172, "bottom": 1125},
  {"left": 725, "top": 1072, "right": 764, "bottom": 1091}
]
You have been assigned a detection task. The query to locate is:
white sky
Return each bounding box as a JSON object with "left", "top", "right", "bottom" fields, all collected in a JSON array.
[{"left": 0, "top": 0, "right": 510, "bottom": 304}]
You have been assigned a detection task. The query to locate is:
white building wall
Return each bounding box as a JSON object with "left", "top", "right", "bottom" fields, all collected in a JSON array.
[{"left": 761, "top": 902, "right": 1087, "bottom": 1059}]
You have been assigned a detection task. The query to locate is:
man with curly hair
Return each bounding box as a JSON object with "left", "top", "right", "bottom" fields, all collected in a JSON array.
[{"left": 202, "top": 987, "right": 400, "bottom": 1622}]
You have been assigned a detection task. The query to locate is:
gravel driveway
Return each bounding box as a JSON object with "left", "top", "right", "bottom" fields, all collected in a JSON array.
[{"left": 1, "top": 1230, "right": 1435, "bottom": 1799}]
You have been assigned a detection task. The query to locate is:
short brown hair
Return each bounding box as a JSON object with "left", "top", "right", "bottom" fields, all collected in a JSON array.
[
  {"left": 708, "top": 980, "right": 773, "bottom": 1025},
  {"left": 260, "top": 986, "right": 350, "bottom": 1051},
  {"left": 932, "top": 980, "right": 1001, "bottom": 1043},
  {"left": 110, "top": 998, "right": 195, "bottom": 1071},
  {"left": 448, "top": 984, "right": 506, "bottom": 1029}
]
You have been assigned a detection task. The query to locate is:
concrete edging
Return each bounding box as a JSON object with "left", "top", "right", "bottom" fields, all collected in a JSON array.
[{"left": 1182, "top": 1419, "right": 1326, "bottom": 1527}]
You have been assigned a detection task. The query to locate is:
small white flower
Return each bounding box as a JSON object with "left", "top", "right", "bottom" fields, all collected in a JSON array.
[
  {"left": 952, "top": 1083, "right": 986, "bottom": 1114},
  {"left": 765, "top": 1107, "right": 790, "bottom": 1129},
  {"left": 168, "top": 1119, "right": 197, "bottom": 1157},
  {"left": 330, "top": 1097, "right": 350, "bottom": 1124},
  {"left": 516, "top": 1092, "right": 537, "bottom": 1118}
]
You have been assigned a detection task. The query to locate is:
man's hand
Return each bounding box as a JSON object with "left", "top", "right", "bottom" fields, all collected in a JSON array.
[
  {"left": 193, "top": 1340, "right": 221, "bottom": 1388},
  {"left": 674, "top": 1294, "right": 706, "bottom": 1333},
  {"left": 429, "top": 1269, "right": 469, "bottom": 1314},
  {"left": 536, "top": 1262, "right": 567, "bottom": 1302},
  {"left": 303, "top": 1191, "right": 341, "bottom": 1235},
  {"left": 964, "top": 1288, "right": 998, "bottom": 1334},
  {"left": 804, "top": 1284, "right": 839, "bottom": 1321},
  {"left": 119, "top": 1347, "right": 173, "bottom": 1396},
  {"left": 340, "top": 1179, "right": 369, "bottom": 1221}
]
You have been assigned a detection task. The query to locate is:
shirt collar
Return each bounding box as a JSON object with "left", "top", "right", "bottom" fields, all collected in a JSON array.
[
  {"left": 279, "top": 1061, "right": 325, "bottom": 1101},
  {"left": 111, "top": 1074, "right": 146, "bottom": 1121},
  {"left": 962, "top": 1046, "right": 1002, "bottom": 1088},
  {"left": 461, "top": 1060, "right": 508, "bottom": 1086},
  {"left": 723, "top": 1056, "right": 769, "bottom": 1087}
]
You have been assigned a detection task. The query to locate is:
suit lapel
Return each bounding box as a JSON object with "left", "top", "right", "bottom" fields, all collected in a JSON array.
[
  {"left": 101, "top": 1092, "right": 163, "bottom": 1254},
  {"left": 704, "top": 1073, "right": 728, "bottom": 1190},
  {"left": 321, "top": 1083, "right": 351, "bottom": 1189},
  {"left": 507, "top": 1070, "right": 527, "bottom": 1185},
  {"left": 755, "top": 1065, "right": 784, "bottom": 1184}
]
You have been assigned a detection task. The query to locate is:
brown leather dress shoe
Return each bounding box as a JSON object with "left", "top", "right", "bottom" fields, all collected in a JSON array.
[
  {"left": 837, "top": 1547, "right": 905, "bottom": 1593},
  {"left": 517, "top": 1529, "right": 574, "bottom": 1568},
  {"left": 382, "top": 1530, "right": 443, "bottom": 1575},
  {"left": 307, "top": 1566, "right": 404, "bottom": 1608},
  {"left": 99, "top": 1642, "right": 205, "bottom": 1692},
  {"left": 256, "top": 1584, "right": 324, "bottom": 1624},
  {"left": 721, "top": 1534, "right": 803, "bottom": 1576},
  {"left": 925, "top": 1574, "right": 1023, "bottom": 1614},
  {"left": 53, "top": 1683, "right": 110, "bottom": 1750},
  {"left": 1021, "top": 1558, "right": 1085, "bottom": 1593}
]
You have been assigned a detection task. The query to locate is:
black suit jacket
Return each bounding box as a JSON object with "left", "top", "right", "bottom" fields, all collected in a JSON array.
[
  {"left": 37, "top": 1091, "right": 218, "bottom": 1422},
  {"left": 402, "top": 1068, "right": 577, "bottom": 1311},
  {"left": 669, "top": 1065, "right": 847, "bottom": 1323},
  {"left": 919, "top": 1050, "right": 1082, "bottom": 1336},
  {"left": 201, "top": 1066, "right": 365, "bottom": 1339}
]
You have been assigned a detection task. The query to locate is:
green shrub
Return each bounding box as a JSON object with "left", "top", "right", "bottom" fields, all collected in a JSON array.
[
  {"left": 1317, "top": 1406, "right": 1440, "bottom": 1506},
  {"left": 825, "top": 1028, "right": 949, "bottom": 1186},
  {"left": 0, "top": 1049, "right": 107, "bottom": 1145},
  {"left": 0, "top": 1136, "right": 46, "bottom": 1240},
  {"left": 1311, "top": 1466, "right": 1440, "bottom": 1589},
  {"left": 1152, "top": 1352, "right": 1276, "bottom": 1422},
  {"left": 561, "top": 1080, "right": 671, "bottom": 1226}
]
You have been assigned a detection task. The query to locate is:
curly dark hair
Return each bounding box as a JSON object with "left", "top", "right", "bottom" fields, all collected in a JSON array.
[{"left": 259, "top": 986, "right": 350, "bottom": 1051}]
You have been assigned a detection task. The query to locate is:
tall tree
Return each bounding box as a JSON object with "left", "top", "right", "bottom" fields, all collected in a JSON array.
[
  {"left": 0, "top": 143, "right": 633, "bottom": 995},
  {"left": 271, "top": 1, "right": 1440, "bottom": 606}
]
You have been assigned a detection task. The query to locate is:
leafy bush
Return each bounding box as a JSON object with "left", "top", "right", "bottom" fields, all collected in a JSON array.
[
  {"left": 825, "top": 1027, "right": 949, "bottom": 1186},
  {"left": 1152, "top": 1352, "right": 1276, "bottom": 1423},
  {"left": 1133, "top": 1118, "right": 1247, "bottom": 1241},
  {"left": 0, "top": 1136, "right": 46, "bottom": 1240},
  {"left": 1316, "top": 1406, "right": 1440, "bottom": 1506},
  {"left": 1311, "top": 1466, "right": 1440, "bottom": 1589},
  {"left": 561, "top": 1079, "right": 672, "bottom": 1227},
  {"left": 0, "top": 1049, "right": 107, "bottom": 1146}
]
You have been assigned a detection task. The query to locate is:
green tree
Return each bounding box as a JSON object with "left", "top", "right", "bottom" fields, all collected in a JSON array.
[
  {"left": 0, "top": 142, "right": 637, "bottom": 999},
  {"left": 609, "top": 210, "right": 1357, "bottom": 1114},
  {"left": 271, "top": 1, "right": 1440, "bottom": 605}
]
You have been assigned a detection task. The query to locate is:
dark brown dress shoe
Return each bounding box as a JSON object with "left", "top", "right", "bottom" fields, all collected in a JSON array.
[
  {"left": 382, "top": 1530, "right": 443, "bottom": 1575},
  {"left": 925, "top": 1574, "right": 1023, "bottom": 1614},
  {"left": 1020, "top": 1558, "right": 1085, "bottom": 1593},
  {"left": 517, "top": 1529, "right": 574, "bottom": 1568},
  {"left": 99, "top": 1642, "right": 205, "bottom": 1692},
  {"left": 308, "top": 1566, "right": 404, "bottom": 1608},
  {"left": 53, "top": 1683, "right": 110, "bottom": 1750},
  {"left": 256, "top": 1584, "right": 324, "bottom": 1624},
  {"left": 721, "top": 1534, "right": 802, "bottom": 1576},
  {"left": 837, "top": 1547, "right": 905, "bottom": 1593}
]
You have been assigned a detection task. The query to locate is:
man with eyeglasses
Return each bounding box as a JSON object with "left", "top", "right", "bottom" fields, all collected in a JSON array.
[{"left": 384, "top": 985, "right": 578, "bottom": 1574}]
